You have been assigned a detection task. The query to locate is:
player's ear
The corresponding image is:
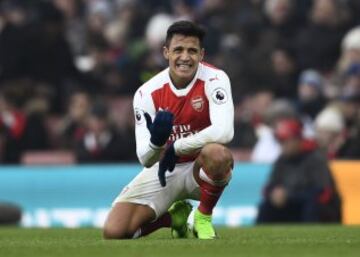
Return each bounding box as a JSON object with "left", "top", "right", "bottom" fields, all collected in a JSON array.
[
  {"left": 163, "top": 46, "right": 169, "bottom": 60},
  {"left": 200, "top": 48, "right": 205, "bottom": 61}
]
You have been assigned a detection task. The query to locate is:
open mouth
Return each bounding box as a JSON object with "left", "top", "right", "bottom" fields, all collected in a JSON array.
[{"left": 176, "top": 63, "right": 193, "bottom": 72}]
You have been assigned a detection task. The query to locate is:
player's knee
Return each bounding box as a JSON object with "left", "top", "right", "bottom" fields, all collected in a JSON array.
[
  {"left": 103, "top": 219, "right": 137, "bottom": 239},
  {"left": 103, "top": 223, "right": 133, "bottom": 240},
  {"left": 200, "top": 143, "right": 234, "bottom": 169},
  {"left": 199, "top": 143, "right": 233, "bottom": 180},
  {"left": 103, "top": 217, "right": 142, "bottom": 239}
]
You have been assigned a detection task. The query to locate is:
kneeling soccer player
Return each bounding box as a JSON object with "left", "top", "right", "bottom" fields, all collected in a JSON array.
[{"left": 103, "top": 20, "right": 234, "bottom": 240}]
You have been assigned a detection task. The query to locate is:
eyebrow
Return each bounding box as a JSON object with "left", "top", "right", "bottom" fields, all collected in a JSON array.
[{"left": 172, "top": 46, "right": 199, "bottom": 52}]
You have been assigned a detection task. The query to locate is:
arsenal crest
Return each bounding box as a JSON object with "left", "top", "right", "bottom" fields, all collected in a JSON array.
[{"left": 191, "top": 96, "right": 204, "bottom": 112}]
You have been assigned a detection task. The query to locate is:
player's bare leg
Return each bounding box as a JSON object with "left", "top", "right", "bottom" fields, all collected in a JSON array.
[
  {"left": 103, "top": 201, "right": 192, "bottom": 239},
  {"left": 193, "top": 143, "right": 233, "bottom": 239},
  {"left": 103, "top": 202, "right": 156, "bottom": 239}
]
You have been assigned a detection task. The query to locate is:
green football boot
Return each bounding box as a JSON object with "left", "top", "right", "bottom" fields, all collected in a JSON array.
[
  {"left": 193, "top": 209, "right": 217, "bottom": 239},
  {"left": 168, "top": 200, "right": 192, "bottom": 238}
]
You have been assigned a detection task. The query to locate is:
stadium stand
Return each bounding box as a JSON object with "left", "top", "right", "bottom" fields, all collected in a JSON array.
[{"left": 0, "top": 0, "right": 360, "bottom": 164}]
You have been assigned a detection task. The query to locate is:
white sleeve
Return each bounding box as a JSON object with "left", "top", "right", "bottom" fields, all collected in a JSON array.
[
  {"left": 174, "top": 71, "right": 234, "bottom": 156},
  {"left": 133, "top": 89, "right": 163, "bottom": 167}
]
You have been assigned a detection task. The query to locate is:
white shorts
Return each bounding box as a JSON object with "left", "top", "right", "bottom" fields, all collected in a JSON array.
[{"left": 112, "top": 162, "right": 201, "bottom": 218}]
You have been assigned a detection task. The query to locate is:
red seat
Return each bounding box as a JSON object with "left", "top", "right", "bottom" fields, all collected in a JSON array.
[{"left": 21, "top": 151, "right": 76, "bottom": 165}]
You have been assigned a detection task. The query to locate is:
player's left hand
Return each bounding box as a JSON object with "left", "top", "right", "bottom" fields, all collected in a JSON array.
[
  {"left": 158, "top": 143, "right": 178, "bottom": 187},
  {"left": 270, "top": 186, "right": 287, "bottom": 207}
]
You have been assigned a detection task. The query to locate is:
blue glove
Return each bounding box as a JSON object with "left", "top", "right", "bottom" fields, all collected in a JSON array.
[
  {"left": 144, "top": 111, "right": 174, "bottom": 147},
  {"left": 158, "top": 143, "right": 178, "bottom": 187}
]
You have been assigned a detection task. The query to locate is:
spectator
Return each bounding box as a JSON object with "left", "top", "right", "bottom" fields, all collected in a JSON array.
[
  {"left": 295, "top": 0, "right": 351, "bottom": 72},
  {"left": 297, "top": 69, "right": 326, "bottom": 120},
  {"left": 53, "top": 0, "right": 87, "bottom": 56},
  {"left": 333, "top": 93, "right": 360, "bottom": 159},
  {"left": 57, "top": 90, "right": 91, "bottom": 149},
  {"left": 75, "top": 101, "right": 135, "bottom": 163},
  {"left": 256, "top": 118, "right": 341, "bottom": 223},
  {"left": 0, "top": 83, "right": 50, "bottom": 163},
  {"left": 267, "top": 45, "right": 299, "bottom": 100},
  {"left": 0, "top": 1, "right": 83, "bottom": 113},
  {"left": 0, "top": 1, "right": 30, "bottom": 82},
  {"left": 261, "top": 0, "right": 300, "bottom": 49},
  {"left": 314, "top": 105, "right": 346, "bottom": 159},
  {"left": 296, "top": 69, "right": 327, "bottom": 138},
  {"left": 0, "top": 90, "right": 27, "bottom": 163},
  {"left": 236, "top": 0, "right": 300, "bottom": 97},
  {"left": 230, "top": 90, "right": 274, "bottom": 151},
  {"left": 337, "top": 26, "right": 360, "bottom": 74},
  {"left": 342, "top": 62, "right": 360, "bottom": 96},
  {"left": 251, "top": 99, "right": 296, "bottom": 163}
]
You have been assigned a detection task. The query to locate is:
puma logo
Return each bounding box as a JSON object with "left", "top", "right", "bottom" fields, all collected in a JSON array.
[{"left": 209, "top": 75, "right": 219, "bottom": 82}]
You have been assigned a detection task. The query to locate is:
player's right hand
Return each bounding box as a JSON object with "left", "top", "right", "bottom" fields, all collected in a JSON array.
[
  {"left": 158, "top": 142, "right": 178, "bottom": 187},
  {"left": 144, "top": 111, "right": 174, "bottom": 147}
]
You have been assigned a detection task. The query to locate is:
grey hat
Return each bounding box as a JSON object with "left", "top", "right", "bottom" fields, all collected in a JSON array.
[{"left": 298, "top": 70, "right": 323, "bottom": 91}]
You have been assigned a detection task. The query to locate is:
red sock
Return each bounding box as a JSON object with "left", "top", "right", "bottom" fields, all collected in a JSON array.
[
  {"left": 198, "top": 181, "right": 225, "bottom": 215},
  {"left": 137, "top": 212, "right": 172, "bottom": 237}
]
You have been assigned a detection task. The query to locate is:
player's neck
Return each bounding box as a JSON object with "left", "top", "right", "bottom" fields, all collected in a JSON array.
[{"left": 169, "top": 71, "right": 196, "bottom": 89}]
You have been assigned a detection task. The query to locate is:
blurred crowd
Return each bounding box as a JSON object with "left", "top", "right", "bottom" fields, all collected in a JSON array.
[{"left": 1, "top": 0, "right": 360, "bottom": 164}]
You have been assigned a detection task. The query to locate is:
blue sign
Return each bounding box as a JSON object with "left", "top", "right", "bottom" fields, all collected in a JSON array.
[{"left": 0, "top": 163, "right": 271, "bottom": 227}]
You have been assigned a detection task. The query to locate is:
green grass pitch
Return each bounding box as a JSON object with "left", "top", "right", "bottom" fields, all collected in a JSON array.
[{"left": 0, "top": 226, "right": 359, "bottom": 257}]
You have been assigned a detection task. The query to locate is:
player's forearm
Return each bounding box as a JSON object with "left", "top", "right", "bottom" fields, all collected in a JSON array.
[{"left": 174, "top": 124, "right": 234, "bottom": 156}]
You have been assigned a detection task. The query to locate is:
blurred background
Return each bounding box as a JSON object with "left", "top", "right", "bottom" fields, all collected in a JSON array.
[{"left": 0, "top": 0, "right": 360, "bottom": 228}]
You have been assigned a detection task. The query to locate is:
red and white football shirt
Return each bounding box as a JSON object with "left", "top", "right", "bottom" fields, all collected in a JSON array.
[{"left": 133, "top": 62, "right": 234, "bottom": 167}]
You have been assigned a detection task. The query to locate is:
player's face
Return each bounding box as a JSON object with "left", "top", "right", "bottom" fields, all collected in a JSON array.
[
  {"left": 163, "top": 34, "right": 204, "bottom": 88},
  {"left": 279, "top": 138, "right": 301, "bottom": 157}
]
